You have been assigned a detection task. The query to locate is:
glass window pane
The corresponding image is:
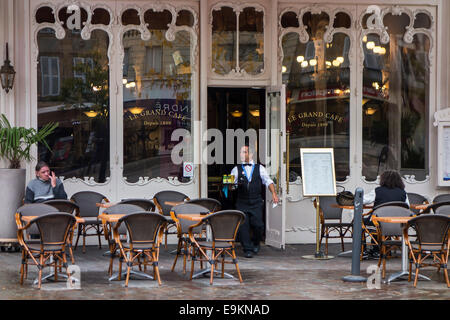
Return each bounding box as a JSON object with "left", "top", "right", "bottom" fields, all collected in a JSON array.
[
  {"left": 362, "top": 32, "right": 430, "bottom": 181},
  {"left": 282, "top": 32, "right": 350, "bottom": 181},
  {"left": 122, "top": 30, "right": 193, "bottom": 182},
  {"left": 37, "top": 28, "right": 110, "bottom": 183},
  {"left": 239, "top": 7, "right": 264, "bottom": 75},
  {"left": 212, "top": 7, "right": 236, "bottom": 75}
]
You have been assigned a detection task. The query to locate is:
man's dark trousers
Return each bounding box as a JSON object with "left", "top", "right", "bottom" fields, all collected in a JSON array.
[
  {"left": 237, "top": 199, "right": 264, "bottom": 252},
  {"left": 235, "top": 164, "right": 264, "bottom": 252}
]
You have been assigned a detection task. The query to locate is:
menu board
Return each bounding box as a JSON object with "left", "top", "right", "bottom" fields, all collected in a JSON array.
[
  {"left": 300, "top": 148, "right": 337, "bottom": 196},
  {"left": 443, "top": 127, "right": 450, "bottom": 181}
]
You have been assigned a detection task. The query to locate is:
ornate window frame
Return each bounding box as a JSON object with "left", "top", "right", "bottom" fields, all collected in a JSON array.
[
  {"left": 208, "top": 0, "right": 269, "bottom": 80},
  {"left": 31, "top": 0, "right": 200, "bottom": 193},
  {"left": 278, "top": 3, "right": 436, "bottom": 192}
]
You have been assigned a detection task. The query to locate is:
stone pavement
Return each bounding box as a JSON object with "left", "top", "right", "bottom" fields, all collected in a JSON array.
[{"left": 0, "top": 243, "right": 448, "bottom": 300}]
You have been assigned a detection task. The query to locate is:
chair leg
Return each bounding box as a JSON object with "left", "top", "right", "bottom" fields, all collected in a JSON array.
[
  {"left": 171, "top": 238, "right": 182, "bottom": 272},
  {"left": 442, "top": 253, "right": 450, "bottom": 288},
  {"left": 183, "top": 241, "right": 188, "bottom": 274},
  {"left": 54, "top": 254, "right": 58, "bottom": 282},
  {"left": 38, "top": 254, "right": 44, "bottom": 289},
  {"left": 209, "top": 249, "right": 215, "bottom": 285},
  {"left": 82, "top": 226, "right": 87, "bottom": 253},
  {"left": 232, "top": 249, "right": 243, "bottom": 283},
  {"left": 19, "top": 250, "right": 25, "bottom": 285},
  {"left": 414, "top": 253, "right": 422, "bottom": 287},
  {"left": 152, "top": 251, "right": 162, "bottom": 286},
  {"left": 74, "top": 226, "right": 82, "bottom": 251},
  {"left": 189, "top": 246, "right": 196, "bottom": 280},
  {"left": 97, "top": 225, "right": 102, "bottom": 250}
]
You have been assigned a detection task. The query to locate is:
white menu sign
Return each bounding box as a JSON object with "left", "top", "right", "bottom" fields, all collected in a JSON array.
[
  {"left": 300, "top": 148, "right": 337, "bottom": 196},
  {"left": 443, "top": 127, "right": 450, "bottom": 181}
]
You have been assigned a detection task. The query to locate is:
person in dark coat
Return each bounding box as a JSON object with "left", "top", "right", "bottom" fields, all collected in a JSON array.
[
  {"left": 363, "top": 170, "right": 409, "bottom": 257},
  {"left": 230, "top": 145, "right": 279, "bottom": 258},
  {"left": 24, "top": 161, "right": 67, "bottom": 203}
]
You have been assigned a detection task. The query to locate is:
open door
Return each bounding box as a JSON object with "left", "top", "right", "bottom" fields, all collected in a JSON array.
[{"left": 265, "top": 86, "right": 286, "bottom": 249}]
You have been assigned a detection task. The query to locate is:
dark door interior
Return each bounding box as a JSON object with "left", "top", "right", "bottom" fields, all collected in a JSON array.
[{"left": 207, "top": 87, "right": 266, "bottom": 213}]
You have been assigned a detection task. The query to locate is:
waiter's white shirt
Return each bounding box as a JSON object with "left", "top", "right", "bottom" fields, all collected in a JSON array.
[{"left": 230, "top": 160, "right": 274, "bottom": 187}]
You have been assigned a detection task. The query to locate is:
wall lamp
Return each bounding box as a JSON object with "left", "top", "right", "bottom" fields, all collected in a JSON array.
[{"left": 0, "top": 43, "right": 15, "bottom": 93}]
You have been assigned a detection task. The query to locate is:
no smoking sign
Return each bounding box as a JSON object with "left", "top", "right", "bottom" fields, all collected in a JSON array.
[{"left": 183, "top": 162, "right": 194, "bottom": 177}]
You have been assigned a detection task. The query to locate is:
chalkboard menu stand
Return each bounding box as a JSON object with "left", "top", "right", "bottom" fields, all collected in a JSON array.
[{"left": 300, "top": 148, "right": 337, "bottom": 260}]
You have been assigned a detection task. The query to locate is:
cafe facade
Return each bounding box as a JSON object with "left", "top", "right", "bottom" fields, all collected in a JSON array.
[{"left": 0, "top": 0, "right": 449, "bottom": 246}]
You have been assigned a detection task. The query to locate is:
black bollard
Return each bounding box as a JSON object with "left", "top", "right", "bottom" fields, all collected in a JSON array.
[{"left": 342, "top": 187, "right": 366, "bottom": 283}]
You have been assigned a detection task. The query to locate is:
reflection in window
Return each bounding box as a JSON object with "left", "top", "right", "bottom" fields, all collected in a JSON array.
[
  {"left": 282, "top": 30, "right": 350, "bottom": 182},
  {"left": 239, "top": 7, "right": 264, "bottom": 74},
  {"left": 212, "top": 6, "right": 264, "bottom": 75},
  {"left": 362, "top": 32, "right": 430, "bottom": 181},
  {"left": 122, "top": 29, "right": 193, "bottom": 182},
  {"left": 37, "top": 28, "right": 110, "bottom": 183},
  {"left": 212, "top": 7, "right": 236, "bottom": 75},
  {"left": 40, "top": 56, "right": 60, "bottom": 96}
]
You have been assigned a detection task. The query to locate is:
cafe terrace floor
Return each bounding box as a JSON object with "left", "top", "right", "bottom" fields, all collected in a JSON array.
[{"left": 0, "top": 243, "right": 448, "bottom": 300}]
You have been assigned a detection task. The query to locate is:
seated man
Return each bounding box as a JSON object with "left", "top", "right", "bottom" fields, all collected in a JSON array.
[{"left": 24, "top": 161, "right": 67, "bottom": 203}]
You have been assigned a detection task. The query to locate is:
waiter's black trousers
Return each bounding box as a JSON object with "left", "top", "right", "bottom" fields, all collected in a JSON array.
[{"left": 236, "top": 199, "right": 264, "bottom": 252}]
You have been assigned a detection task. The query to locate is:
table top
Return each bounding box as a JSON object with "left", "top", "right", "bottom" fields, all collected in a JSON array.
[
  {"left": 96, "top": 200, "right": 184, "bottom": 208},
  {"left": 20, "top": 215, "right": 85, "bottom": 224},
  {"left": 96, "top": 202, "right": 115, "bottom": 208},
  {"left": 332, "top": 203, "right": 428, "bottom": 211},
  {"left": 372, "top": 216, "right": 413, "bottom": 224},
  {"left": 98, "top": 214, "right": 123, "bottom": 223},
  {"left": 331, "top": 204, "right": 373, "bottom": 210},
  {"left": 176, "top": 213, "right": 208, "bottom": 221}
]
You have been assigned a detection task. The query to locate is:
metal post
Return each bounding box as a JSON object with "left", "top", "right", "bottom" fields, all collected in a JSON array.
[{"left": 342, "top": 188, "right": 366, "bottom": 282}]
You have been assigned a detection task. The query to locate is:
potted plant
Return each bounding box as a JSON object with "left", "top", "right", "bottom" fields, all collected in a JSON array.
[{"left": 0, "top": 114, "right": 58, "bottom": 239}]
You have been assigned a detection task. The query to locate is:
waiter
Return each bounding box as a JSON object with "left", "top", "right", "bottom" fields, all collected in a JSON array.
[{"left": 231, "top": 145, "right": 279, "bottom": 258}]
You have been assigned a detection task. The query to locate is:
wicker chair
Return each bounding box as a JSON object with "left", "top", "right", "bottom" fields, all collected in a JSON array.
[
  {"left": 185, "top": 198, "right": 222, "bottom": 213},
  {"left": 118, "top": 198, "right": 156, "bottom": 212},
  {"left": 113, "top": 212, "right": 168, "bottom": 286},
  {"left": 170, "top": 203, "right": 210, "bottom": 273},
  {"left": 404, "top": 214, "right": 450, "bottom": 287},
  {"left": 43, "top": 199, "right": 80, "bottom": 264},
  {"left": 189, "top": 210, "right": 245, "bottom": 285},
  {"left": 15, "top": 204, "right": 60, "bottom": 282},
  {"left": 70, "top": 191, "right": 109, "bottom": 253},
  {"left": 432, "top": 194, "right": 450, "bottom": 204},
  {"left": 152, "top": 191, "right": 190, "bottom": 248},
  {"left": 314, "top": 196, "right": 352, "bottom": 255},
  {"left": 427, "top": 201, "right": 450, "bottom": 215},
  {"left": 16, "top": 212, "right": 76, "bottom": 289},
  {"left": 407, "top": 192, "right": 429, "bottom": 215},
  {"left": 372, "top": 205, "right": 413, "bottom": 279},
  {"left": 361, "top": 201, "right": 409, "bottom": 260},
  {"left": 102, "top": 204, "right": 143, "bottom": 276}
]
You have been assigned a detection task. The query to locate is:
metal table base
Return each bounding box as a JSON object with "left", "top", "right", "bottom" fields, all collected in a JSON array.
[
  {"left": 385, "top": 237, "right": 430, "bottom": 284},
  {"left": 109, "top": 269, "right": 154, "bottom": 282}
]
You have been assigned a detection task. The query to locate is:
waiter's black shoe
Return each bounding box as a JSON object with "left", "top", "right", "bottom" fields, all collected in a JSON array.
[
  {"left": 244, "top": 251, "right": 253, "bottom": 258},
  {"left": 252, "top": 245, "right": 260, "bottom": 254}
]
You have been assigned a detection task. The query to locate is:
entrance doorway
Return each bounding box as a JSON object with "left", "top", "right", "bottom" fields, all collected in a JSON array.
[{"left": 206, "top": 86, "right": 266, "bottom": 211}]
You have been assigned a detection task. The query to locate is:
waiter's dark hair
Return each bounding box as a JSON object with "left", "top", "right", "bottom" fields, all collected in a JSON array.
[
  {"left": 35, "top": 161, "right": 50, "bottom": 172},
  {"left": 379, "top": 170, "right": 405, "bottom": 189},
  {"left": 242, "top": 144, "right": 255, "bottom": 155}
]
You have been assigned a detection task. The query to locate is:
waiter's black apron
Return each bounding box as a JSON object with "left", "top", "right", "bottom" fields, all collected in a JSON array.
[{"left": 236, "top": 164, "right": 264, "bottom": 252}]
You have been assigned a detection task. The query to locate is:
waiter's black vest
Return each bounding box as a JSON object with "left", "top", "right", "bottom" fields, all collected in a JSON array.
[{"left": 237, "top": 164, "right": 262, "bottom": 202}]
